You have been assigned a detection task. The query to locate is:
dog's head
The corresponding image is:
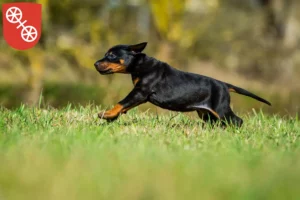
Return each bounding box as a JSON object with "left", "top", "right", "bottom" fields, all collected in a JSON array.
[{"left": 94, "top": 42, "right": 147, "bottom": 75}]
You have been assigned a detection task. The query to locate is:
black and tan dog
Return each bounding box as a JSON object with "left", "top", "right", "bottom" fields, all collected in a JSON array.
[{"left": 94, "top": 42, "right": 271, "bottom": 127}]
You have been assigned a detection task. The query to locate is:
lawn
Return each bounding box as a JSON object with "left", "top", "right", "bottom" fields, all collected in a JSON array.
[{"left": 0, "top": 105, "right": 299, "bottom": 200}]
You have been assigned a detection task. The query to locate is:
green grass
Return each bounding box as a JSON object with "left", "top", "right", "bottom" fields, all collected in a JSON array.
[{"left": 0, "top": 105, "right": 299, "bottom": 200}]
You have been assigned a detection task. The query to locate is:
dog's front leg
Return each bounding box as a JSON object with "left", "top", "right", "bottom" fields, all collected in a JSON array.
[{"left": 98, "top": 88, "right": 148, "bottom": 121}]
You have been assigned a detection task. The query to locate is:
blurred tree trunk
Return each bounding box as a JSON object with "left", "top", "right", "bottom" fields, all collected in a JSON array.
[
  {"left": 148, "top": 0, "right": 186, "bottom": 66},
  {"left": 260, "top": 0, "right": 298, "bottom": 81},
  {"left": 261, "top": 0, "right": 292, "bottom": 41},
  {"left": 24, "top": 0, "right": 49, "bottom": 106},
  {"left": 25, "top": 47, "right": 45, "bottom": 106}
]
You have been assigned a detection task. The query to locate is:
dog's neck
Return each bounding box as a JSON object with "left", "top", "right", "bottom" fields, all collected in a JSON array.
[{"left": 132, "top": 55, "right": 167, "bottom": 75}]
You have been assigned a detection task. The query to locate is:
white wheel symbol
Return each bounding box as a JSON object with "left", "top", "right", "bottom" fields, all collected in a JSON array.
[
  {"left": 21, "top": 26, "right": 38, "bottom": 42},
  {"left": 6, "top": 7, "right": 23, "bottom": 23}
]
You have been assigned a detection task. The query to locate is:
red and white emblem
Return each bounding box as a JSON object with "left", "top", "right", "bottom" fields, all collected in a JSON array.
[{"left": 2, "top": 3, "right": 42, "bottom": 50}]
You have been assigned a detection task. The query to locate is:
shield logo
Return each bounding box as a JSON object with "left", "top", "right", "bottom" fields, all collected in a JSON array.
[{"left": 2, "top": 3, "right": 42, "bottom": 50}]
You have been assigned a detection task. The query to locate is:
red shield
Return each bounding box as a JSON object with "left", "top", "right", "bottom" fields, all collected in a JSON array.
[{"left": 2, "top": 3, "right": 42, "bottom": 50}]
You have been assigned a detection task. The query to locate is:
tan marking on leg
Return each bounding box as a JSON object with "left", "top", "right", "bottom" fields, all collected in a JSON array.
[
  {"left": 209, "top": 109, "right": 220, "bottom": 119},
  {"left": 123, "top": 101, "right": 147, "bottom": 114},
  {"left": 197, "top": 106, "right": 220, "bottom": 119},
  {"left": 122, "top": 105, "right": 136, "bottom": 113},
  {"left": 99, "top": 104, "right": 123, "bottom": 119}
]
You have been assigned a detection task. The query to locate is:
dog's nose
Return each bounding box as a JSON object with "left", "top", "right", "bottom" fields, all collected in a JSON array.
[{"left": 94, "top": 61, "right": 99, "bottom": 68}]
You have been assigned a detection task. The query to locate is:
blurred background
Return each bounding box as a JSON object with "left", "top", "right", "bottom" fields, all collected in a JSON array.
[{"left": 0, "top": 0, "right": 299, "bottom": 116}]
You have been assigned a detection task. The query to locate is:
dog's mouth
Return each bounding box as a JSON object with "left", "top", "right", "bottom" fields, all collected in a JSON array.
[
  {"left": 98, "top": 68, "right": 113, "bottom": 75},
  {"left": 95, "top": 61, "right": 127, "bottom": 74}
]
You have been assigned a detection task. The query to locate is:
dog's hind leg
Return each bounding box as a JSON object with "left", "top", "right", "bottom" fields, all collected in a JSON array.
[
  {"left": 220, "top": 110, "right": 243, "bottom": 127},
  {"left": 196, "top": 107, "right": 220, "bottom": 126}
]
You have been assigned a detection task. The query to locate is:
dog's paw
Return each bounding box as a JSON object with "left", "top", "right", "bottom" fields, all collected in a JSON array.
[
  {"left": 98, "top": 112, "right": 105, "bottom": 119},
  {"left": 98, "top": 112, "right": 119, "bottom": 121}
]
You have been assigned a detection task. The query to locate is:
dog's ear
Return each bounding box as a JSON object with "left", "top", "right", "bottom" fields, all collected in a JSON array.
[{"left": 128, "top": 42, "right": 147, "bottom": 53}]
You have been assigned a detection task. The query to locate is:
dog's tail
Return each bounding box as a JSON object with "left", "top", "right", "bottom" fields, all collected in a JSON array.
[{"left": 226, "top": 83, "right": 271, "bottom": 106}]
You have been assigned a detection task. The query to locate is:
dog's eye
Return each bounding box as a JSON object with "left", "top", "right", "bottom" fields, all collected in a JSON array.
[{"left": 107, "top": 53, "right": 117, "bottom": 60}]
